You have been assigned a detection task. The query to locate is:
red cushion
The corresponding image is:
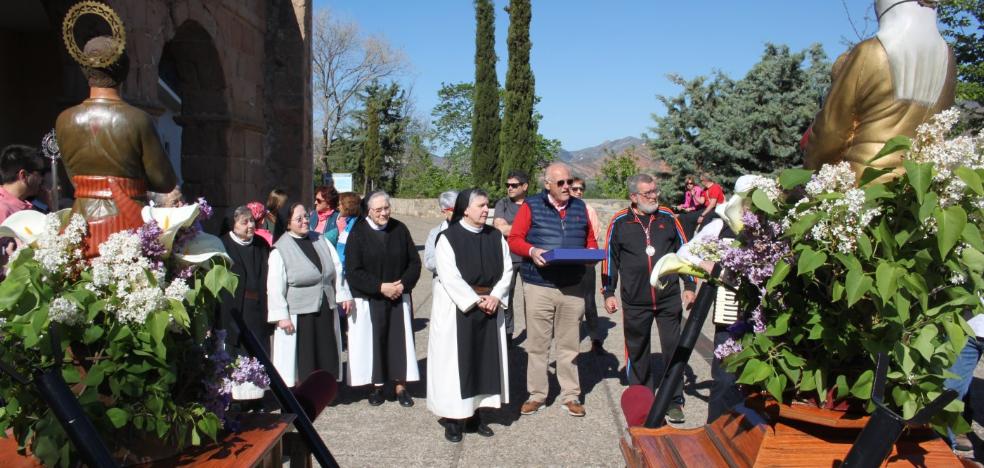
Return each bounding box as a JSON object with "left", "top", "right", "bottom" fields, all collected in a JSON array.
[
  {"left": 621, "top": 385, "right": 655, "bottom": 427},
  {"left": 290, "top": 370, "right": 337, "bottom": 420}
]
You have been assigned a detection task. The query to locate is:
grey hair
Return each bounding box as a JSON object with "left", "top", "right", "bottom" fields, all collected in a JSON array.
[
  {"left": 626, "top": 173, "right": 654, "bottom": 196},
  {"left": 468, "top": 189, "right": 489, "bottom": 206},
  {"left": 367, "top": 190, "right": 390, "bottom": 207},
  {"left": 233, "top": 205, "right": 253, "bottom": 222},
  {"left": 438, "top": 190, "right": 458, "bottom": 210}
]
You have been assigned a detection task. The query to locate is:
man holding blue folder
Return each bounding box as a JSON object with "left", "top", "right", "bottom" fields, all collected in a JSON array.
[{"left": 508, "top": 162, "right": 598, "bottom": 418}]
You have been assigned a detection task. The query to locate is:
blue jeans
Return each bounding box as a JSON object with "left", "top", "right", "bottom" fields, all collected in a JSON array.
[{"left": 944, "top": 336, "right": 984, "bottom": 449}]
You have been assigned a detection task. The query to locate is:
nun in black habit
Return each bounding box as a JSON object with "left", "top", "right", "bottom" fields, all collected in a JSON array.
[
  {"left": 425, "top": 189, "right": 512, "bottom": 443},
  {"left": 218, "top": 205, "right": 272, "bottom": 355},
  {"left": 344, "top": 191, "right": 422, "bottom": 407}
]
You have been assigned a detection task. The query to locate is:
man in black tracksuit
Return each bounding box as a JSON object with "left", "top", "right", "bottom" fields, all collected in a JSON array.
[{"left": 602, "top": 174, "right": 695, "bottom": 423}]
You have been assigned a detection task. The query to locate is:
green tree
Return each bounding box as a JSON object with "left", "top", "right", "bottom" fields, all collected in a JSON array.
[
  {"left": 354, "top": 81, "right": 409, "bottom": 193},
  {"left": 938, "top": 0, "right": 983, "bottom": 103},
  {"left": 472, "top": 0, "right": 501, "bottom": 186},
  {"left": 699, "top": 43, "right": 830, "bottom": 190},
  {"left": 363, "top": 97, "right": 382, "bottom": 192},
  {"left": 432, "top": 82, "right": 474, "bottom": 176},
  {"left": 597, "top": 149, "right": 640, "bottom": 199},
  {"left": 647, "top": 73, "right": 733, "bottom": 202},
  {"left": 499, "top": 0, "right": 537, "bottom": 186}
]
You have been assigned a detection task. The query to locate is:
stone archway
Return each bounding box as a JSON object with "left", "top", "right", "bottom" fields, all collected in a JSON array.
[{"left": 158, "top": 20, "right": 230, "bottom": 224}]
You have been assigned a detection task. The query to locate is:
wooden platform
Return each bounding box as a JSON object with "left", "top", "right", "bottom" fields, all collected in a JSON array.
[
  {"left": 0, "top": 413, "right": 295, "bottom": 467},
  {"left": 621, "top": 397, "right": 964, "bottom": 467}
]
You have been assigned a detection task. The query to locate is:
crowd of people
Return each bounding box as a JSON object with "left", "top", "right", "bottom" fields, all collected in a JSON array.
[{"left": 1, "top": 143, "right": 979, "bottom": 451}]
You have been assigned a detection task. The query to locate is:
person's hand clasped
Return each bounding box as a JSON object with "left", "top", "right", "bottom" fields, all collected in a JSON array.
[
  {"left": 277, "top": 318, "right": 295, "bottom": 335},
  {"left": 530, "top": 247, "right": 547, "bottom": 267},
  {"left": 477, "top": 295, "right": 500, "bottom": 315},
  {"left": 682, "top": 290, "right": 696, "bottom": 311},
  {"left": 340, "top": 300, "right": 354, "bottom": 315},
  {"left": 380, "top": 280, "right": 403, "bottom": 301}
]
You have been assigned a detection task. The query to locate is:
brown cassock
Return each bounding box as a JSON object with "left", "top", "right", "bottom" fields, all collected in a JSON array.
[{"left": 804, "top": 38, "right": 956, "bottom": 180}]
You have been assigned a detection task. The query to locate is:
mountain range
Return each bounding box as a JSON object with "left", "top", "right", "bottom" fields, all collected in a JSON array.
[{"left": 556, "top": 136, "right": 669, "bottom": 179}]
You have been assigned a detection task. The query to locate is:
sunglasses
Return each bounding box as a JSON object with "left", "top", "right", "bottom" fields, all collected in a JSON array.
[
  {"left": 550, "top": 179, "right": 575, "bottom": 187},
  {"left": 570, "top": 186, "right": 584, "bottom": 192},
  {"left": 506, "top": 182, "right": 523, "bottom": 189}
]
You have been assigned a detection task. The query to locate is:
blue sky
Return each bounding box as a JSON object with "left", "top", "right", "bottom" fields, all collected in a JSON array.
[{"left": 315, "top": 1, "right": 876, "bottom": 151}]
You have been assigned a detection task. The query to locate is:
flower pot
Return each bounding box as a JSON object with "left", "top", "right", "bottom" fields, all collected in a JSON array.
[
  {"left": 621, "top": 394, "right": 962, "bottom": 467},
  {"left": 231, "top": 381, "right": 266, "bottom": 401}
]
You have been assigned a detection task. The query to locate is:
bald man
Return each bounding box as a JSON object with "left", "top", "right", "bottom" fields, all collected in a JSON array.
[{"left": 507, "top": 163, "right": 599, "bottom": 417}]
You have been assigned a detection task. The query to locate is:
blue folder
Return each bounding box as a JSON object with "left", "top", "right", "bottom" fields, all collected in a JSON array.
[{"left": 541, "top": 248, "right": 606, "bottom": 265}]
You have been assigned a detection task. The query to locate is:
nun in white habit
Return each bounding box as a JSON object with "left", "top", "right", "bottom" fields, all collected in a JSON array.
[
  {"left": 427, "top": 188, "right": 512, "bottom": 443},
  {"left": 267, "top": 202, "right": 352, "bottom": 386}
]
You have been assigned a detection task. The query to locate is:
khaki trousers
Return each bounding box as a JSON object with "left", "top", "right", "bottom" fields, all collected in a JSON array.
[{"left": 523, "top": 282, "right": 585, "bottom": 404}]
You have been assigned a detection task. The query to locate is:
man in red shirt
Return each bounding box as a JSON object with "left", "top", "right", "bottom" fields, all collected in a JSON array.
[
  {"left": 508, "top": 162, "right": 598, "bottom": 417},
  {"left": 697, "top": 172, "right": 725, "bottom": 229}
]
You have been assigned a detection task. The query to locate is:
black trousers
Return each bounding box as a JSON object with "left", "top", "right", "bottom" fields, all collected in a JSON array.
[
  {"left": 581, "top": 265, "right": 603, "bottom": 341},
  {"left": 623, "top": 295, "right": 684, "bottom": 402},
  {"left": 707, "top": 325, "right": 741, "bottom": 423}
]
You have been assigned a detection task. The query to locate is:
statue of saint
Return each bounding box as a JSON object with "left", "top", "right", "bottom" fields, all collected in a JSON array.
[
  {"left": 804, "top": 0, "right": 956, "bottom": 179},
  {"left": 55, "top": 3, "right": 178, "bottom": 256}
]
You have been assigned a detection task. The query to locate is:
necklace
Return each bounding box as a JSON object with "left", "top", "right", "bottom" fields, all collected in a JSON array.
[{"left": 633, "top": 211, "right": 656, "bottom": 256}]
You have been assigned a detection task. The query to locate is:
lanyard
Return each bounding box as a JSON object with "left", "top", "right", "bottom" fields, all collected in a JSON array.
[{"left": 633, "top": 211, "right": 656, "bottom": 256}]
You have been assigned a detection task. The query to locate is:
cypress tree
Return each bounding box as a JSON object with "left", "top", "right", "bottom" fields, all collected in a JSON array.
[
  {"left": 363, "top": 97, "right": 382, "bottom": 192},
  {"left": 472, "top": 0, "right": 501, "bottom": 186},
  {"left": 499, "top": 0, "right": 537, "bottom": 185}
]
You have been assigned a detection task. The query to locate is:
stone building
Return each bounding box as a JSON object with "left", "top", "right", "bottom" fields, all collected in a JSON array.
[{"left": 0, "top": 0, "right": 313, "bottom": 225}]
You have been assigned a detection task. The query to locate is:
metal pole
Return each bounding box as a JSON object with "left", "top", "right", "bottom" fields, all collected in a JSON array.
[
  {"left": 231, "top": 310, "right": 339, "bottom": 468},
  {"left": 644, "top": 283, "right": 717, "bottom": 428},
  {"left": 33, "top": 369, "right": 118, "bottom": 468}
]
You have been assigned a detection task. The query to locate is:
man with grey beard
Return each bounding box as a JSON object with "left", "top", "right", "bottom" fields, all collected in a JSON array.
[{"left": 601, "top": 174, "right": 695, "bottom": 424}]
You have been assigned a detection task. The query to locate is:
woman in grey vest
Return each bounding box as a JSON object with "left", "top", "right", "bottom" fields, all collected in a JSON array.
[{"left": 268, "top": 203, "right": 353, "bottom": 386}]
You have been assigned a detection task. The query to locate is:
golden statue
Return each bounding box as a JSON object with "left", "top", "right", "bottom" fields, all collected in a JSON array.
[
  {"left": 54, "top": 2, "right": 178, "bottom": 256},
  {"left": 804, "top": 0, "right": 956, "bottom": 179}
]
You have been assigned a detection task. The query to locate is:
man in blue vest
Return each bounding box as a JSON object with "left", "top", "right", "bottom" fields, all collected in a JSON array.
[{"left": 508, "top": 162, "right": 599, "bottom": 417}]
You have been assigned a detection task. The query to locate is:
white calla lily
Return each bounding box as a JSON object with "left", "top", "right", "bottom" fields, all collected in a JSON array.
[
  {"left": 141, "top": 204, "right": 200, "bottom": 253},
  {"left": 649, "top": 253, "right": 708, "bottom": 290},
  {"left": 0, "top": 210, "right": 48, "bottom": 246},
  {"left": 172, "top": 232, "right": 231, "bottom": 267},
  {"left": 715, "top": 194, "right": 745, "bottom": 234}
]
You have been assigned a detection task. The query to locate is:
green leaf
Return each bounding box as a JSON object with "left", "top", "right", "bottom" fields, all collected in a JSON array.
[
  {"left": 845, "top": 267, "right": 873, "bottom": 307},
  {"left": 781, "top": 349, "right": 806, "bottom": 367},
  {"left": 190, "top": 427, "right": 201, "bottom": 446},
  {"left": 83, "top": 326, "right": 104, "bottom": 344},
  {"left": 787, "top": 212, "right": 822, "bottom": 238},
  {"left": 860, "top": 168, "right": 893, "bottom": 187},
  {"left": 62, "top": 366, "right": 81, "bottom": 384},
  {"left": 956, "top": 167, "right": 984, "bottom": 195},
  {"left": 767, "top": 312, "right": 790, "bottom": 336},
  {"left": 169, "top": 299, "right": 190, "bottom": 328},
  {"left": 857, "top": 234, "right": 873, "bottom": 259},
  {"left": 797, "top": 248, "right": 827, "bottom": 276},
  {"left": 868, "top": 135, "right": 912, "bottom": 164},
  {"left": 0, "top": 266, "right": 30, "bottom": 309},
  {"left": 963, "top": 247, "right": 984, "bottom": 273},
  {"left": 82, "top": 365, "right": 105, "bottom": 387},
  {"left": 912, "top": 325, "right": 939, "bottom": 361},
  {"left": 106, "top": 408, "right": 129, "bottom": 429},
  {"left": 766, "top": 374, "right": 788, "bottom": 402},
  {"left": 943, "top": 319, "right": 968, "bottom": 352},
  {"left": 814, "top": 370, "right": 826, "bottom": 403},
  {"left": 850, "top": 370, "right": 875, "bottom": 399},
  {"left": 835, "top": 374, "right": 849, "bottom": 400},
  {"left": 779, "top": 168, "right": 813, "bottom": 189},
  {"left": 936, "top": 205, "right": 968, "bottom": 258},
  {"left": 751, "top": 189, "right": 777, "bottom": 215},
  {"left": 766, "top": 261, "right": 790, "bottom": 293},
  {"left": 204, "top": 265, "right": 238, "bottom": 298},
  {"left": 831, "top": 281, "right": 845, "bottom": 302},
  {"left": 875, "top": 262, "right": 899, "bottom": 303},
  {"left": 964, "top": 224, "right": 984, "bottom": 251},
  {"left": 903, "top": 159, "right": 933, "bottom": 204},
  {"left": 147, "top": 310, "right": 168, "bottom": 345},
  {"left": 737, "top": 358, "right": 772, "bottom": 385}
]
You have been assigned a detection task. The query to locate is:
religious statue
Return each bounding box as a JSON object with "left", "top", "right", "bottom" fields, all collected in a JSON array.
[
  {"left": 804, "top": 0, "right": 956, "bottom": 179},
  {"left": 55, "top": 1, "right": 178, "bottom": 256}
]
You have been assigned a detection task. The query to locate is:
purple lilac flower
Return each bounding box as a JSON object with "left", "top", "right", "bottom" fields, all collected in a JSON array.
[
  {"left": 176, "top": 266, "right": 196, "bottom": 279},
  {"left": 228, "top": 356, "right": 271, "bottom": 388},
  {"left": 172, "top": 224, "right": 201, "bottom": 253},
  {"left": 721, "top": 212, "right": 791, "bottom": 287},
  {"left": 714, "top": 337, "right": 744, "bottom": 360},
  {"left": 197, "top": 197, "right": 214, "bottom": 221},
  {"left": 136, "top": 221, "right": 166, "bottom": 267},
  {"left": 201, "top": 330, "right": 234, "bottom": 425}
]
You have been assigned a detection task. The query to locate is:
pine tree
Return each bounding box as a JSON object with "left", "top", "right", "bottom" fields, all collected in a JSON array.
[
  {"left": 472, "top": 0, "right": 501, "bottom": 187},
  {"left": 363, "top": 96, "right": 382, "bottom": 192},
  {"left": 499, "top": 0, "right": 537, "bottom": 185}
]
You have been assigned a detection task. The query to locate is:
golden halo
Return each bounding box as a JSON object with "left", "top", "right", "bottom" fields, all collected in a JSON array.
[{"left": 61, "top": 1, "right": 126, "bottom": 68}]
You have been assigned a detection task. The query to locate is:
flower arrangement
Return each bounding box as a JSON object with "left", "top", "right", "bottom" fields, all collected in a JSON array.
[
  {"left": 0, "top": 201, "right": 265, "bottom": 466},
  {"left": 652, "top": 108, "right": 984, "bottom": 433}
]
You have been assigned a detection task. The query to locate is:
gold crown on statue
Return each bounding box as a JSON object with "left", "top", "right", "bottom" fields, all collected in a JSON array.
[{"left": 61, "top": 1, "right": 126, "bottom": 68}]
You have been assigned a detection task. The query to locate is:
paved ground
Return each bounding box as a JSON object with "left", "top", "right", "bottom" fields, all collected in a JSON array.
[{"left": 311, "top": 215, "right": 984, "bottom": 467}]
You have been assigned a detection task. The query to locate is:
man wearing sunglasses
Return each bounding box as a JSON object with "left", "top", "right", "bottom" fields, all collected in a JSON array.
[
  {"left": 493, "top": 170, "right": 529, "bottom": 343},
  {"left": 508, "top": 163, "right": 598, "bottom": 418},
  {"left": 569, "top": 177, "right": 605, "bottom": 354}
]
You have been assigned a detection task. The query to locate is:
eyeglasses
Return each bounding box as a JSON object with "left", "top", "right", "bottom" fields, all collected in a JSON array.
[
  {"left": 506, "top": 182, "right": 523, "bottom": 189},
  {"left": 292, "top": 216, "right": 308, "bottom": 223},
  {"left": 369, "top": 207, "right": 390, "bottom": 214},
  {"left": 549, "top": 178, "right": 575, "bottom": 187},
  {"left": 632, "top": 190, "right": 660, "bottom": 199},
  {"left": 570, "top": 186, "right": 584, "bottom": 192}
]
